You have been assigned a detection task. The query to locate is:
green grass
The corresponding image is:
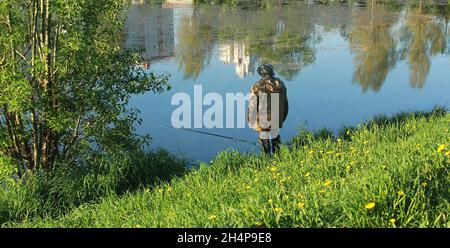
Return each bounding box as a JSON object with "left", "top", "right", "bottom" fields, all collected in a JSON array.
[{"left": 2, "top": 108, "right": 450, "bottom": 227}]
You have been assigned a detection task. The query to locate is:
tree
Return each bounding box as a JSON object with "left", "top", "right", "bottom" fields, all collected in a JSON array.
[{"left": 0, "top": 0, "right": 170, "bottom": 173}]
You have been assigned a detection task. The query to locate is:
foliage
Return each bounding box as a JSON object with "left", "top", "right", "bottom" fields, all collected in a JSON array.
[{"left": 0, "top": 0, "right": 170, "bottom": 171}]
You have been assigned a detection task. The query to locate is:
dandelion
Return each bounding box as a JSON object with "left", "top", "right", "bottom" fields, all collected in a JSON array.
[
  {"left": 309, "top": 150, "right": 314, "bottom": 155},
  {"left": 397, "top": 191, "right": 405, "bottom": 197},
  {"left": 324, "top": 179, "right": 332, "bottom": 187},
  {"left": 167, "top": 187, "right": 173, "bottom": 193},
  {"left": 365, "top": 202, "right": 376, "bottom": 210},
  {"left": 437, "top": 144, "right": 446, "bottom": 153},
  {"left": 158, "top": 188, "right": 164, "bottom": 194},
  {"left": 297, "top": 202, "right": 305, "bottom": 208},
  {"left": 389, "top": 219, "right": 396, "bottom": 224},
  {"left": 208, "top": 215, "right": 217, "bottom": 221},
  {"left": 274, "top": 207, "right": 282, "bottom": 214},
  {"left": 445, "top": 151, "right": 450, "bottom": 157},
  {"left": 305, "top": 172, "right": 311, "bottom": 177},
  {"left": 270, "top": 166, "right": 278, "bottom": 172}
]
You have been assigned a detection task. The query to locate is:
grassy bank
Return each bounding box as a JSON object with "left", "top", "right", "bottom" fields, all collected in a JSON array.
[{"left": 2, "top": 108, "right": 450, "bottom": 227}]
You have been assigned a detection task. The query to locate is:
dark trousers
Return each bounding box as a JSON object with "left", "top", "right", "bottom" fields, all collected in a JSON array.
[{"left": 259, "top": 135, "right": 281, "bottom": 155}]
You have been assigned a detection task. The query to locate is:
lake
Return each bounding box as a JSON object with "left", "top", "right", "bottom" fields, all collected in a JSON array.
[{"left": 124, "top": 1, "right": 450, "bottom": 162}]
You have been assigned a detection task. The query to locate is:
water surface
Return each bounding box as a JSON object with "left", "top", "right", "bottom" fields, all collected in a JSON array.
[{"left": 124, "top": 2, "right": 450, "bottom": 161}]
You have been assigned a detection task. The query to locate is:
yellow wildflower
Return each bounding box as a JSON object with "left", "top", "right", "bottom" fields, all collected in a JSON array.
[
  {"left": 365, "top": 202, "right": 376, "bottom": 210},
  {"left": 167, "top": 187, "right": 173, "bottom": 193},
  {"left": 305, "top": 172, "right": 310, "bottom": 177},
  {"left": 437, "top": 144, "right": 446, "bottom": 153},
  {"left": 324, "top": 179, "right": 332, "bottom": 187},
  {"left": 268, "top": 199, "right": 273, "bottom": 204},
  {"left": 445, "top": 151, "right": 450, "bottom": 157},
  {"left": 270, "top": 166, "right": 278, "bottom": 172},
  {"left": 274, "top": 207, "right": 282, "bottom": 214},
  {"left": 421, "top": 182, "right": 428, "bottom": 188},
  {"left": 208, "top": 215, "right": 217, "bottom": 221},
  {"left": 397, "top": 191, "right": 405, "bottom": 197},
  {"left": 389, "top": 219, "right": 396, "bottom": 224},
  {"left": 297, "top": 202, "right": 305, "bottom": 208},
  {"left": 309, "top": 150, "right": 314, "bottom": 155}
]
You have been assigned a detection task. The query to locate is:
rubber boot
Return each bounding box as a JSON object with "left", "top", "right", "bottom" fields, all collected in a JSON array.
[
  {"left": 271, "top": 135, "right": 281, "bottom": 154},
  {"left": 259, "top": 138, "right": 271, "bottom": 154}
]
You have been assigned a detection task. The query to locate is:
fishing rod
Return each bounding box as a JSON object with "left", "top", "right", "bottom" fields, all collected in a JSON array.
[{"left": 159, "top": 123, "right": 258, "bottom": 146}]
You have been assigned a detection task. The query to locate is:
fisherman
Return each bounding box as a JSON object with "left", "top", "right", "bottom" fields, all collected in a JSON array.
[{"left": 248, "top": 64, "right": 289, "bottom": 155}]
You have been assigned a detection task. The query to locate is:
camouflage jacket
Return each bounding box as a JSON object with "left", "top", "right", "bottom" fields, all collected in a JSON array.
[{"left": 248, "top": 76, "right": 289, "bottom": 131}]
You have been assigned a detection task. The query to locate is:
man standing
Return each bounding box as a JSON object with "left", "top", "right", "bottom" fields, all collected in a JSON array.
[{"left": 248, "top": 64, "right": 289, "bottom": 155}]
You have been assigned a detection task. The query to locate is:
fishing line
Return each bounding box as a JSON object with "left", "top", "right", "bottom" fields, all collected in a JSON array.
[{"left": 157, "top": 123, "right": 258, "bottom": 146}]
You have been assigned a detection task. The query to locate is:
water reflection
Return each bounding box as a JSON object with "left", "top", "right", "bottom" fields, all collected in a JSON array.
[
  {"left": 349, "top": 2, "right": 450, "bottom": 91},
  {"left": 125, "top": 2, "right": 449, "bottom": 91},
  {"left": 124, "top": 2, "right": 175, "bottom": 69},
  {"left": 124, "top": 1, "right": 450, "bottom": 162},
  {"left": 349, "top": 5, "right": 398, "bottom": 92},
  {"left": 219, "top": 40, "right": 256, "bottom": 78}
]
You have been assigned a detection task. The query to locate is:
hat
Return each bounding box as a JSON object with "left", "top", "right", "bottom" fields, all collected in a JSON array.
[{"left": 257, "top": 64, "right": 275, "bottom": 77}]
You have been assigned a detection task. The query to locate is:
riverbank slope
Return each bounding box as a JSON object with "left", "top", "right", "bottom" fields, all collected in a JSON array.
[{"left": 3, "top": 108, "right": 450, "bottom": 227}]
